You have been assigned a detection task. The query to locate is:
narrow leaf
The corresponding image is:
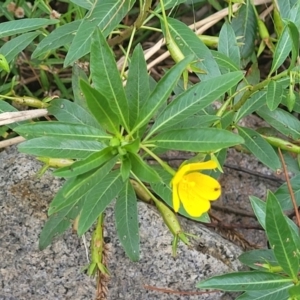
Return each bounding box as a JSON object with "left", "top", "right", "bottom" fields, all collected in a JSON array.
[
  {"left": 231, "top": 1, "right": 257, "bottom": 59},
  {"left": 32, "top": 21, "right": 81, "bottom": 58},
  {"left": 149, "top": 128, "right": 244, "bottom": 152},
  {"left": 18, "top": 137, "right": 104, "bottom": 159},
  {"left": 275, "top": 173, "right": 300, "bottom": 210},
  {"left": 0, "top": 19, "right": 58, "bottom": 39},
  {"left": 49, "top": 158, "right": 117, "bottom": 214},
  {"left": 270, "top": 25, "right": 292, "bottom": 75},
  {"left": 165, "top": 17, "right": 221, "bottom": 80},
  {"left": 276, "top": 0, "right": 297, "bottom": 19},
  {"left": 196, "top": 271, "right": 293, "bottom": 291},
  {"left": 78, "top": 170, "right": 123, "bottom": 235},
  {"left": 39, "top": 198, "right": 84, "bottom": 250},
  {"left": 257, "top": 106, "right": 300, "bottom": 140},
  {"left": 125, "top": 44, "right": 150, "bottom": 129},
  {"left": 249, "top": 196, "right": 266, "bottom": 229},
  {"left": 236, "top": 287, "right": 291, "bottom": 300},
  {"left": 53, "top": 147, "right": 115, "bottom": 178},
  {"left": 90, "top": 29, "right": 129, "bottom": 130},
  {"left": 147, "top": 71, "right": 243, "bottom": 137},
  {"left": 218, "top": 22, "right": 240, "bottom": 68},
  {"left": 115, "top": 180, "right": 140, "bottom": 261},
  {"left": 64, "top": 0, "right": 134, "bottom": 66},
  {"left": 239, "top": 249, "right": 277, "bottom": 271},
  {"left": 133, "top": 56, "right": 194, "bottom": 133},
  {"left": 80, "top": 80, "right": 120, "bottom": 134},
  {"left": 266, "top": 81, "right": 283, "bottom": 111},
  {"left": 237, "top": 126, "right": 281, "bottom": 170},
  {"left": 14, "top": 122, "right": 109, "bottom": 140},
  {"left": 266, "top": 192, "right": 299, "bottom": 279},
  {"left": 72, "top": 64, "right": 89, "bottom": 109},
  {"left": 211, "top": 51, "right": 240, "bottom": 73},
  {"left": 47, "top": 99, "right": 101, "bottom": 129},
  {"left": 0, "top": 32, "right": 40, "bottom": 63},
  {"left": 129, "top": 153, "right": 161, "bottom": 183}
]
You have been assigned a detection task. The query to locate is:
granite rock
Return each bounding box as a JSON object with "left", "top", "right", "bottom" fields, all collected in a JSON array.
[{"left": 0, "top": 146, "right": 243, "bottom": 300}]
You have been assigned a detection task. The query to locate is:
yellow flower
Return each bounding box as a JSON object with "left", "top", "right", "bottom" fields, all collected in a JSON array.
[{"left": 171, "top": 160, "right": 221, "bottom": 217}]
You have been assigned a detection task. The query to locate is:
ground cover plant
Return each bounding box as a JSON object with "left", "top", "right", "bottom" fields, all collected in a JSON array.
[{"left": 0, "top": 0, "right": 300, "bottom": 299}]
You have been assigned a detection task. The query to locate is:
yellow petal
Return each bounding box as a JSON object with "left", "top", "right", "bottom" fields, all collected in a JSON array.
[
  {"left": 178, "top": 179, "right": 211, "bottom": 217},
  {"left": 171, "top": 164, "right": 189, "bottom": 186},
  {"left": 183, "top": 172, "right": 221, "bottom": 200},
  {"left": 188, "top": 160, "right": 218, "bottom": 171},
  {"left": 183, "top": 197, "right": 210, "bottom": 217},
  {"left": 172, "top": 182, "right": 180, "bottom": 212}
]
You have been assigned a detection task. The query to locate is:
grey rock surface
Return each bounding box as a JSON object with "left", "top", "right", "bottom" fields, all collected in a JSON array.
[{"left": 0, "top": 146, "right": 244, "bottom": 300}]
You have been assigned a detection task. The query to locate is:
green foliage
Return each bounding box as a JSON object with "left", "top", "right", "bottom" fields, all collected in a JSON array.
[{"left": 1, "top": 1, "right": 300, "bottom": 298}]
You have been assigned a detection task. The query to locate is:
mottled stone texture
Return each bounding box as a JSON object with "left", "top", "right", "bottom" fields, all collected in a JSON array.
[{"left": 0, "top": 146, "right": 243, "bottom": 300}]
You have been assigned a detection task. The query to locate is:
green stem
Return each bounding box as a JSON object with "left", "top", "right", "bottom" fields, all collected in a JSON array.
[
  {"left": 232, "top": 70, "right": 288, "bottom": 111},
  {"left": 141, "top": 144, "right": 175, "bottom": 176}
]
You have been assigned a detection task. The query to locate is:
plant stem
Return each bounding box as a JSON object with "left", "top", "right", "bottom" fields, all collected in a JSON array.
[
  {"left": 232, "top": 70, "right": 288, "bottom": 111},
  {"left": 141, "top": 144, "right": 175, "bottom": 176}
]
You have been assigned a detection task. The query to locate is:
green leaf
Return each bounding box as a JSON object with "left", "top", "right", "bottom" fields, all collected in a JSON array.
[
  {"left": 196, "top": 271, "right": 293, "bottom": 291},
  {"left": 14, "top": 122, "right": 109, "bottom": 141},
  {"left": 53, "top": 147, "right": 115, "bottom": 178},
  {"left": 159, "top": 114, "right": 219, "bottom": 131},
  {"left": 129, "top": 153, "right": 161, "bottom": 183},
  {"left": 231, "top": 1, "right": 257, "bottom": 59},
  {"left": 120, "top": 156, "right": 131, "bottom": 182},
  {"left": 0, "top": 54, "right": 9, "bottom": 72},
  {"left": 149, "top": 128, "right": 244, "bottom": 152},
  {"left": 235, "top": 91, "right": 267, "bottom": 121},
  {"left": 257, "top": 106, "right": 300, "bottom": 140},
  {"left": 90, "top": 29, "right": 129, "bottom": 130},
  {"left": 125, "top": 44, "right": 150, "bottom": 129},
  {"left": 18, "top": 137, "right": 104, "bottom": 159},
  {"left": 275, "top": 173, "right": 300, "bottom": 210},
  {"left": 39, "top": 198, "right": 84, "bottom": 250},
  {"left": 0, "top": 19, "right": 58, "bottom": 39},
  {"left": 249, "top": 196, "right": 267, "bottom": 229},
  {"left": 32, "top": 21, "right": 81, "bottom": 58},
  {"left": 64, "top": 0, "right": 134, "bottom": 66},
  {"left": 133, "top": 56, "right": 192, "bottom": 133},
  {"left": 288, "top": 2, "right": 300, "bottom": 29},
  {"left": 70, "top": 0, "right": 93, "bottom": 9},
  {"left": 78, "top": 170, "right": 123, "bottom": 235},
  {"left": 218, "top": 22, "right": 240, "bottom": 68},
  {"left": 49, "top": 158, "right": 117, "bottom": 214},
  {"left": 239, "top": 249, "right": 277, "bottom": 271},
  {"left": 0, "top": 32, "right": 40, "bottom": 63},
  {"left": 276, "top": 0, "right": 297, "bottom": 19},
  {"left": 47, "top": 99, "right": 101, "bottom": 129},
  {"left": 236, "top": 287, "right": 290, "bottom": 300},
  {"left": 80, "top": 80, "right": 120, "bottom": 134},
  {"left": 150, "top": 166, "right": 210, "bottom": 223},
  {"left": 147, "top": 71, "right": 243, "bottom": 137},
  {"left": 289, "top": 285, "right": 300, "bottom": 298},
  {"left": 266, "top": 81, "right": 283, "bottom": 111},
  {"left": 72, "top": 64, "right": 89, "bottom": 109},
  {"left": 115, "top": 180, "right": 139, "bottom": 261},
  {"left": 286, "top": 20, "right": 299, "bottom": 71},
  {"left": 237, "top": 126, "right": 281, "bottom": 170},
  {"left": 211, "top": 51, "right": 240, "bottom": 73},
  {"left": 163, "top": 17, "right": 221, "bottom": 81},
  {"left": 265, "top": 191, "right": 299, "bottom": 280},
  {"left": 270, "top": 25, "right": 292, "bottom": 75}
]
